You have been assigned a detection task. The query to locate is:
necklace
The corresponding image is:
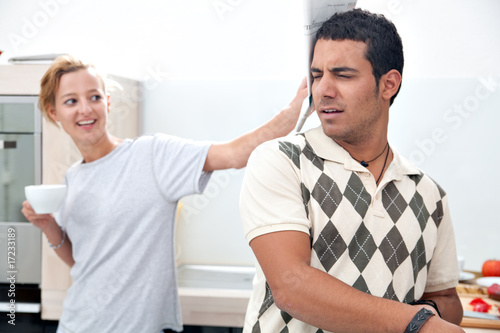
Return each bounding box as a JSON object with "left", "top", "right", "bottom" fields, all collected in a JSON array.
[
  {"left": 353, "top": 142, "right": 389, "bottom": 167},
  {"left": 376, "top": 145, "right": 390, "bottom": 185}
]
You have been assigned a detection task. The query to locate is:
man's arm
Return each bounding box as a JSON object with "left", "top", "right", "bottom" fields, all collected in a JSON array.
[
  {"left": 419, "top": 288, "right": 463, "bottom": 325},
  {"left": 250, "top": 230, "right": 465, "bottom": 333},
  {"left": 203, "top": 78, "right": 308, "bottom": 171}
]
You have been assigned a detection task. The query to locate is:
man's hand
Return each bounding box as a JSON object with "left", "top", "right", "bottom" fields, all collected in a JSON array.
[
  {"left": 418, "top": 313, "right": 465, "bottom": 333},
  {"left": 419, "top": 288, "right": 464, "bottom": 325}
]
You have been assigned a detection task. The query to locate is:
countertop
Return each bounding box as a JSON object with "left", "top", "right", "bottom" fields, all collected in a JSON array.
[
  {"left": 457, "top": 272, "right": 500, "bottom": 332},
  {"left": 177, "top": 265, "right": 500, "bottom": 331},
  {"left": 178, "top": 265, "right": 253, "bottom": 327}
]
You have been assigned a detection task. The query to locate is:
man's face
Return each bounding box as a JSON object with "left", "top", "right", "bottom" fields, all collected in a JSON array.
[{"left": 311, "top": 39, "right": 388, "bottom": 145}]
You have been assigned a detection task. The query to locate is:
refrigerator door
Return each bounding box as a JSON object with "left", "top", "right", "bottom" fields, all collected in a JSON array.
[
  {"left": 0, "top": 134, "right": 36, "bottom": 223},
  {"left": 0, "top": 98, "right": 38, "bottom": 133},
  {"left": 0, "top": 96, "right": 42, "bottom": 284}
]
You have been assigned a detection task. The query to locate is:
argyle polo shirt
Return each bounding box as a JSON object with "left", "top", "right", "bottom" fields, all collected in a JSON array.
[{"left": 240, "top": 126, "right": 459, "bottom": 333}]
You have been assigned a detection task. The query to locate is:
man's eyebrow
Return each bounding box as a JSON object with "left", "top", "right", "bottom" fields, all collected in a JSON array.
[
  {"left": 310, "top": 66, "right": 359, "bottom": 74},
  {"left": 330, "top": 66, "right": 359, "bottom": 73}
]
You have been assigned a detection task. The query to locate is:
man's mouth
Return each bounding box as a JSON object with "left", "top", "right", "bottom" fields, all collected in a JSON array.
[
  {"left": 77, "top": 120, "right": 96, "bottom": 126},
  {"left": 322, "top": 109, "right": 343, "bottom": 113}
]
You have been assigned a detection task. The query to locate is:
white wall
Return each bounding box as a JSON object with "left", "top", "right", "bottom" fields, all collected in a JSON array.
[{"left": 1, "top": 0, "right": 499, "bottom": 271}]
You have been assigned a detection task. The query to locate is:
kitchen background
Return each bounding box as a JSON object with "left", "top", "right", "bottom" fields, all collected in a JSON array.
[{"left": 1, "top": 0, "right": 499, "bottom": 274}]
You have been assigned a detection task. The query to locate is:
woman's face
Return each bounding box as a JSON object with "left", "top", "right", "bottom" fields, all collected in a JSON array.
[{"left": 49, "top": 68, "right": 110, "bottom": 148}]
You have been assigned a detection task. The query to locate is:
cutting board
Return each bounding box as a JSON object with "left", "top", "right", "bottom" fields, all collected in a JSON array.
[{"left": 457, "top": 283, "right": 500, "bottom": 329}]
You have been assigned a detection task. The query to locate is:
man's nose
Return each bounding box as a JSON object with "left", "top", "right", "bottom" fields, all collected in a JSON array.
[{"left": 314, "top": 75, "right": 338, "bottom": 100}]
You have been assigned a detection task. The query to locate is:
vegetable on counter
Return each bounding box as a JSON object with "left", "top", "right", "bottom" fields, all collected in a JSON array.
[
  {"left": 469, "top": 297, "right": 492, "bottom": 313},
  {"left": 482, "top": 260, "right": 500, "bottom": 277},
  {"left": 488, "top": 283, "right": 500, "bottom": 301}
]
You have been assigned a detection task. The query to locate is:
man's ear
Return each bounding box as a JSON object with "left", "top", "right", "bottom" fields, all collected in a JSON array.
[{"left": 380, "top": 69, "right": 402, "bottom": 102}]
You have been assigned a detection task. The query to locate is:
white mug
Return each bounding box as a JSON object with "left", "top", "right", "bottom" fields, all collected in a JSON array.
[{"left": 25, "top": 184, "right": 67, "bottom": 214}]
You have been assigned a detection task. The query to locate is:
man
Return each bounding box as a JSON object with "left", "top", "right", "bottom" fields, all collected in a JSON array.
[{"left": 240, "top": 9, "right": 464, "bottom": 333}]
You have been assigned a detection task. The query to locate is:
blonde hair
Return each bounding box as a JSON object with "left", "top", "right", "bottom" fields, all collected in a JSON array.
[{"left": 39, "top": 55, "right": 106, "bottom": 126}]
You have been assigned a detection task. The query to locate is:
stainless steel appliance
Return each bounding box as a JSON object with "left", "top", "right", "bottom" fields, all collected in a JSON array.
[{"left": 0, "top": 96, "right": 42, "bottom": 331}]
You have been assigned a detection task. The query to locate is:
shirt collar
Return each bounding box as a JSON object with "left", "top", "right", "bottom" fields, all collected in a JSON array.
[{"left": 303, "top": 126, "right": 421, "bottom": 178}]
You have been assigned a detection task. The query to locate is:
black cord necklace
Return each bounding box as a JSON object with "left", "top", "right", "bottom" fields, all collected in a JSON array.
[
  {"left": 375, "top": 145, "right": 390, "bottom": 185},
  {"left": 353, "top": 142, "right": 389, "bottom": 167}
]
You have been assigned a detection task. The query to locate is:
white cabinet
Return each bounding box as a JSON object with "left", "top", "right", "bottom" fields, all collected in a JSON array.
[{"left": 0, "top": 64, "right": 141, "bottom": 320}]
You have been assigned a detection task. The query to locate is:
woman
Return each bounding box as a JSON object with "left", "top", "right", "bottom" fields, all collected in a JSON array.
[{"left": 22, "top": 55, "right": 307, "bottom": 333}]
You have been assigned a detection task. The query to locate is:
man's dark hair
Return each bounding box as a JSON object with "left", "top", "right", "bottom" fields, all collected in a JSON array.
[{"left": 315, "top": 8, "right": 404, "bottom": 105}]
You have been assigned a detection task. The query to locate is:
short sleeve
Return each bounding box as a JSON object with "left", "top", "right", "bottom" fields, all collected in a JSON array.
[
  {"left": 424, "top": 195, "right": 460, "bottom": 292},
  {"left": 239, "top": 141, "right": 311, "bottom": 243},
  {"left": 152, "top": 134, "right": 212, "bottom": 202}
]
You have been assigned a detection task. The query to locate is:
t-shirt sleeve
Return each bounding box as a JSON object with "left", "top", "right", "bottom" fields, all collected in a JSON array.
[
  {"left": 152, "top": 133, "right": 212, "bottom": 202},
  {"left": 240, "top": 141, "right": 311, "bottom": 243},
  {"left": 424, "top": 195, "right": 460, "bottom": 292}
]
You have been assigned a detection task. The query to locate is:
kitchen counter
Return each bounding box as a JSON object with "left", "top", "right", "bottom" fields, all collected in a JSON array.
[
  {"left": 458, "top": 272, "right": 500, "bottom": 331},
  {"left": 178, "top": 265, "right": 500, "bottom": 331},
  {"left": 178, "top": 264, "right": 254, "bottom": 327}
]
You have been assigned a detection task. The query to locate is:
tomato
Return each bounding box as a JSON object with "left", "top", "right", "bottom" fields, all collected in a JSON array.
[
  {"left": 482, "top": 260, "right": 500, "bottom": 277},
  {"left": 469, "top": 297, "right": 492, "bottom": 313}
]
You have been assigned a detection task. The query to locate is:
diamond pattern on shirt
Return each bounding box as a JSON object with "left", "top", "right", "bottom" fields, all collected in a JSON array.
[
  {"left": 313, "top": 221, "right": 347, "bottom": 272},
  {"left": 279, "top": 141, "right": 301, "bottom": 169},
  {"left": 431, "top": 199, "right": 444, "bottom": 227},
  {"left": 361, "top": 252, "right": 394, "bottom": 297},
  {"left": 348, "top": 222, "right": 377, "bottom": 273},
  {"left": 301, "top": 182, "right": 311, "bottom": 218},
  {"left": 384, "top": 281, "right": 398, "bottom": 301},
  {"left": 404, "top": 287, "right": 415, "bottom": 304},
  {"left": 281, "top": 311, "right": 293, "bottom": 325},
  {"left": 353, "top": 275, "right": 371, "bottom": 294},
  {"left": 379, "top": 226, "right": 410, "bottom": 274},
  {"left": 382, "top": 182, "right": 408, "bottom": 223},
  {"left": 252, "top": 321, "right": 261, "bottom": 333},
  {"left": 311, "top": 173, "right": 343, "bottom": 218},
  {"left": 409, "top": 173, "right": 423, "bottom": 184},
  {"left": 257, "top": 282, "right": 275, "bottom": 318},
  {"left": 303, "top": 141, "right": 324, "bottom": 171},
  {"left": 410, "top": 236, "right": 427, "bottom": 283},
  {"left": 409, "top": 191, "right": 430, "bottom": 231},
  {"left": 344, "top": 173, "right": 372, "bottom": 219}
]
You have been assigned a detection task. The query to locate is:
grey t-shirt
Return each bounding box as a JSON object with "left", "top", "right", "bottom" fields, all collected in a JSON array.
[{"left": 55, "top": 134, "right": 211, "bottom": 333}]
